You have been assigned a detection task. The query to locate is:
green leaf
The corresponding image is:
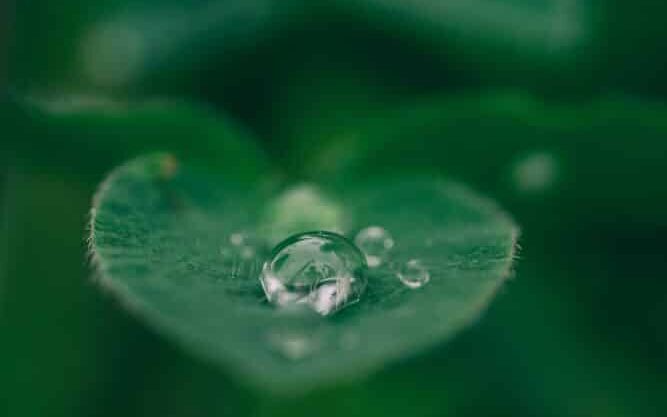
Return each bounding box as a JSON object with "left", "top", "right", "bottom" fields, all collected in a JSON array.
[
  {"left": 325, "top": 1, "right": 667, "bottom": 95},
  {"left": 333, "top": 0, "right": 590, "bottom": 56},
  {"left": 9, "top": 0, "right": 282, "bottom": 91},
  {"left": 0, "top": 166, "right": 8, "bottom": 314},
  {"left": 299, "top": 94, "right": 667, "bottom": 228},
  {"left": 1, "top": 94, "right": 270, "bottom": 182},
  {"left": 89, "top": 153, "right": 519, "bottom": 392},
  {"left": 73, "top": 0, "right": 280, "bottom": 90}
]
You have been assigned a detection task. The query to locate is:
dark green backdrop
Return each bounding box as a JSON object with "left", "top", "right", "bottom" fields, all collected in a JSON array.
[{"left": 2, "top": 1, "right": 666, "bottom": 416}]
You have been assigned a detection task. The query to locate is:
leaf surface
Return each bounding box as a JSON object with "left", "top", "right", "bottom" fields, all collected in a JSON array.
[{"left": 89, "top": 153, "right": 518, "bottom": 392}]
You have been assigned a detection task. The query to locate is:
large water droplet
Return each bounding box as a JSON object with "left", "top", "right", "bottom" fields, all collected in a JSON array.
[
  {"left": 397, "top": 259, "right": 430, "bottom": 289},
  {"left": 260, "top": 231, "right": 367, "bottom": 316},
  {"left": 354, "top": 226, "right": 394, "bottom": 267}
]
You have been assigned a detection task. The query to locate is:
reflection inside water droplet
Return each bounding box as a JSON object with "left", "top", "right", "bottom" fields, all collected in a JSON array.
[
  {"left": 354, "top": 226, "right": 394, "bottom": 267},
  {"left": 397, "top": 259, "right": 430, "bottom": 289},
  {"left": 268, "top": 331, "right": 319, "bottom": 361},
  {"left": 260, "top": 231, "right": 367, "bottom": 316},
  {"left": 309, "top": 276, "right": 354, "bottom": 316}
]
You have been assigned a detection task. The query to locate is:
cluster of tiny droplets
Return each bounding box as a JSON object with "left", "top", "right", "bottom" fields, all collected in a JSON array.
[
  {"left": 353, "top": 226, "right": 429, "bottom": 288},
  {"left": 251, "top": 225, "right": 430, "bottom": 318},
  {"left": 232, "top": 226, "right": 435, "bottom": 360},
  {"left": 354, "top": 226, "right": 395, "bottom": 268}
]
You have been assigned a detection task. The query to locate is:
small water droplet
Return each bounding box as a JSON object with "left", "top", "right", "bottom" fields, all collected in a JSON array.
[
  {"left": 229, "top": 232, "right": 245, "bottom": 246},
  {"left": 354, "top": 226, "right": 394, "bottom": 268},
  {"left": 228, "top": 231, "right": 264, "bottom": 260},
  {"left": 220, "top": 232, "right": 266, "bottom": 279},
  {"left": 260, "top": 231, "right": 367, "bottom": 316},
  {"left": 240, "top": 247, "right": 256, "bottom": 260},
  {"left": 397, "top": 259, "right": 430, "bottom": 289}
]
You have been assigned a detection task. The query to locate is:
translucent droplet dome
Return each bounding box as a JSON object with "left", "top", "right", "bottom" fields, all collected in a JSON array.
[{"left": 260, "top": 231, "right": 368, "bottom": 316}]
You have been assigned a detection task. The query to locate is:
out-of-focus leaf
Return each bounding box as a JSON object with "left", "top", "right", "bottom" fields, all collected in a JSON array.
[
  {"left": 0, "top": 165, "right": 105, "bottom": 416},
  {"left": 299, "top": 94, "right": 667, "bottom": 229},
  {"left": 335, "top": 0, "right": 589, "bottom": 56},
  {"left": 0, "top": 159, "right": 257, "bottom": 417},
  {"left": 8, "top": 0, "right": 284, "bottom": 92},
  {"left": 0, "top": 166, "right": 8, "bottom": 317},
  {"left": 323, "top": 0, "right": 667, "bottom": 95},
  {"left": 76, "top": 0, "right": 281, "bottom": 91},
  {"left": 1, "top": 94, "right": 270, "bottom": 181}
]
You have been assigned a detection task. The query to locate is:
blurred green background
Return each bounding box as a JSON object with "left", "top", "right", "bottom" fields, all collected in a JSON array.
[{"left": 2, "top": 1, "right": 666, "bottom": 416}]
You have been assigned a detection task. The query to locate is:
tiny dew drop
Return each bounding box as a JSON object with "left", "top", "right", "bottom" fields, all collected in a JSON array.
[
  {"left": 220, "top": 232, "right": 266, "bottom": 279},
  {"left": 228, "top": 231, "right": 264, "bottom": 260},
  {"left": 354, "top": 226, "right": 394, "bottom": 268},
  {"left": 397, "top": 259, "right": 430, "bottom": 289},
  {"left": 229, "top": 232, "right": 245, "bottom": 246},
  {"left": 260, "top": 231, "right": 367, "bottom": 316}
]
